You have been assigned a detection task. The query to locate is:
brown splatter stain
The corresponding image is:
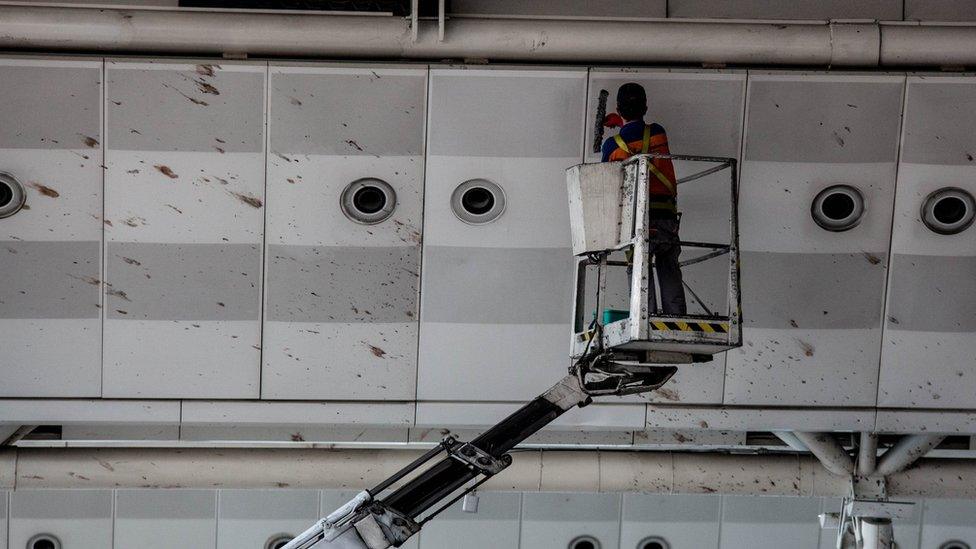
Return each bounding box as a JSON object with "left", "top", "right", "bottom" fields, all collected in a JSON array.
[
  {"left": 673, "top": 432, "right": 689, "bottom": 443},
  {"left": 104, "top": 219, "right": 113, "bottom": 226},
  {"left": 699, "top": 486, "right": 717, "bottom": 493},
  {"left": 123, "top": 216, "right": 146, "bottom": 227},
  {"left": 345, "top": 139, "right": 364, "bottom": 151},
  {"left": 195, "top": 64, "right": 217, "bottom": 77},
  {"left": 162, "top": 83, "right": 208, "bottom": 106},
  {"left": 655, "top": 387, "right": 680, "bottom": 401},
  {"left": 795, "top": 338, "right": 815, "bottom": 357},
  {"left": 194, "top": 79, "right": 220, "bottom": 95},
  {"left": 230, "top": 192, "right": 263, "bottom": 208},
  {"left": 28, "top": 182, "right": 60, "bottom": 198},
  {"left": 122, "top": 257, "right": 142, "bottom": 266},
  {"left": 213, "top": 146, "right": 225, "bottom": 154},
  {"left": 888, "top": 316, "right": 900, "bottom": 325},
  {"left": 290, "top": 432, "right": 305, "bottom": 442},
  {"left": 289, "top": 96, "right": 302, "bottom": 106},
  {"left": 107, "top": 288, "right": 132, "bottom": 302},
  {"left": 95, "top": 458, "right": 115, "bottom": 471},
  {"left": 365, "top": 343, "right": 386, "bottom": 358},
  {"left": 861, "top": 251, "right": 881, "bottom": 265},
  {"left": 126, "top": 169, "right": 140, "bottom": 174},
  {"left": 154, "top": 165, "right": 178, "bottom": 179},
  {"left": 80, "top": 134, "right": 99, "bottom": 148},
  {"left": 789, "top": 319, "right": 799, "bottom": 328},
  {"left": 22, "top": 475, "right": 44, "bottom": 480},
  {"left": 68, "top": 472, "right": 91, "bottom": 481},
  {"left": 275, "top": 482, "right": 291, "bottom": 488},
  {"left": 217, "top": 302, "right": 225, "bottom": 307},
  {"left": 699, "top": 420, "right": 709, "bottom": 429},
  {"left": 165, "top": 204, "right": 184, "bottom": 214}
]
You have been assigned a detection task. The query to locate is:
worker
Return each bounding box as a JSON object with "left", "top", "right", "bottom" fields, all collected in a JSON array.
[{"left": 601, "top": 83, "right": 687, "bottom": 315}]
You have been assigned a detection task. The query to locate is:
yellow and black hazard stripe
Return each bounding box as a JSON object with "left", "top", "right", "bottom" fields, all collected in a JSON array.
[{"left": 650, "top": 320, "right": 729, "bottom": 333}]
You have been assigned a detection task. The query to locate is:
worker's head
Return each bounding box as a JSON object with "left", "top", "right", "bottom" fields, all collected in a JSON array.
[{"left": 616, "top": 82, "right": 647, "bottom": 122}]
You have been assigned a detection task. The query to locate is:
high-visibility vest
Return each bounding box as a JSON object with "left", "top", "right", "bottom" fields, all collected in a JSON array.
[{"left": 612, "top": 126, "right": 678, "bottom": 210}]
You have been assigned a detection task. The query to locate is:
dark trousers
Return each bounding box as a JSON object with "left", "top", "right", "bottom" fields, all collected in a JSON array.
[{"left": 648, "top": 218, "right": 687, "bottom": 315}]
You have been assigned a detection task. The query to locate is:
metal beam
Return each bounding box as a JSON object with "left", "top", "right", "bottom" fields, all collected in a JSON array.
[
  {"left": 792, "top": 431, "right": 854, "bottom": 476},
  {"left": 857, "top": 432, "right": 878, "bottom": 477},
  {"left": 875, "top": 434, "right": 945, "bottom": 477}
]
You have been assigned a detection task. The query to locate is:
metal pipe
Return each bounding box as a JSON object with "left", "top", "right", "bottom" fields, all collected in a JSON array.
[
  {"left": 0, "top": 5, "right": 970, "bottom": 67},
  {"left": 875, "top": 434, "right": 945, "bottom": 477},
  {"left": 857, "top": 432, "right": 879, "bottom": 476},
  {"left": 6, "top": 448, "right": 976, "bottom": 497},
  {"left": 792, "top": 432, "right": 854, "bottom": 476},
  {"left": 774, "top": 431, "right": 808, "bottom": 452},
  {"left": 859, "top": 518, "right": 894, "bottom": 549}
]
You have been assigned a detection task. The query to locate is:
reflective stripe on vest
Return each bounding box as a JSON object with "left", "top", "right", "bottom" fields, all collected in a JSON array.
[{"left": 614, "top": 126, "right": 676, "bottom": 197}]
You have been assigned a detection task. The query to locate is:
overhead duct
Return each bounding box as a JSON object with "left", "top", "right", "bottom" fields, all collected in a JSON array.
[
  {"left": 3, "top": 447, "right": 973, "bottom": 498},
  {"left": 0, "top": 5, "right": 974, "bottom": 67}
]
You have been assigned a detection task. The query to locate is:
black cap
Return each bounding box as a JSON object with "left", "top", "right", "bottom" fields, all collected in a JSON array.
[{"left": 616, "top": 82, "right": 646, "bottom": 105}]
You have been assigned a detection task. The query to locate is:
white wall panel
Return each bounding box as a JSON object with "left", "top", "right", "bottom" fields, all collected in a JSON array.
[
  {"left": 721, "top": 495, "right": 821, "bottom": 549},
  {"left": 0, "top": 491, "right": 6, "bottom": 549},
  {"left": 727, "top": 73, "right": 905, "bottom": 407},
  {"left": 9, "top": 490, "right": 113, "bottom": 549},
  {"left": 880, "top": 76, "right": 976, "bottom": 409},
  {"left": 669, "top": 0, "right": 902, "bottom": 19},
  {"left": 0, "top": 58, "right": 103, "bottom": 397},
  {"left": 102, "top": 60, "right": 265, "bottom": 398},
  {"left": 417, "top": 67, "right": 588, "bottom": 406},
  {"left": 906, "top": 0, "right": 976, "bottom": 21},
  {"left": 621, "top": 494, "right": 720, "bottom": 549},
  {"left": 263, "top": 65, "right": 426, "bottom": 402},
  {"left": 115, "top": 489, "right": 217, "bottom": 549},
  {"left": 217, "top": 489, "right": 319, "bottom": 549},
  {"left": 919, "top": 499, "right": 976, "bottom": 548},
  {"left": 586, "top": 69, "right": 746, "bottom": 406},
  {"left": 520, "top": 492, "right": 621, "bottom": 549},
  {"left": 419, "top": 492, "right": 520, "bottom": 549}
]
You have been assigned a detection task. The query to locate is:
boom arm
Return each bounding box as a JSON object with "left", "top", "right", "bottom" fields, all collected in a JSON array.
[{"left": 284, "top": 347, "right": 677, "bottom": 549}]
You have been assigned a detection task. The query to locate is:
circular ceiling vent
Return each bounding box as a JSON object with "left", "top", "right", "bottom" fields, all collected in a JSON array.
[
  {"left": 265, "top": 533, "right": 294, "bottom": 549},
  {"left": 811, "top": 184, "right": 865, "bottom": 232},
  {"left": 568, "top": 535, "right": 601, "bottom": 549},
  {"left": 0, "top": 172, "right": 26, "bottom": 219},
  {"left": 26, "top": 534, "right": 61, "bottom": 549},
  {"left": 939, "top": 542, "right": 971, "bottom": 549},
  {"left": 638, "top": 536, "right": 671, "bottom": 549},
  {"left": 921, "top": 187, "right": 975, "bottom": 235},
  {"left": 451, "top": 179, "right": 506, "bottom": 225},
  {"left": 340, "top": 178, "right": 397, "bottom": 225}
]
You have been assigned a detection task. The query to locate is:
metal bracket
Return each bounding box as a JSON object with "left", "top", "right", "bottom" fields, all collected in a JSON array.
[
  {"left": 448, "top": 442, "right": 511, "bottom": 476},
  {"left": 365, "top": 502, "right": 421, "bottom": 548}
]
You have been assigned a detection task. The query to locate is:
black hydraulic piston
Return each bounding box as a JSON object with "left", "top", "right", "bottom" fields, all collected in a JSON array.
[{"left": 380, "top": 394, "right": 567, "bottom": 519}]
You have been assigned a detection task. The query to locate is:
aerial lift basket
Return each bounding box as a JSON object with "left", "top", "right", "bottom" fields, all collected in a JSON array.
[{"left": 567, "top": 153, "right": 742, "bottom": 363}]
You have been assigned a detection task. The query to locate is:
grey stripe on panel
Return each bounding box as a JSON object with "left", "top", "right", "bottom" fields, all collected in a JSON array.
[
  {"left": 105, "top": 242, "right": 261, "bottom": 321},
  {"left": 902, "top": 80, "right": 976, "bottom": 165},
  {"left": 10, "top": 490, "right": 112, "bottom": 519},
  {"left": 421, "top": 245, "right": 573, "bottom": 324},
  {"left": 115, "top": 489, "right": 215, "bottom": 519},
  {"left": 0, "top": 65, "right": 101, "bottom": 150},
  {"left": 522, "top": 493, "right": 620, "bottom": 521},
  {"left": 428, "top": 73, "right": 585, "bottom": 158},
  {"left": 107, "top": 67, "right": 264, "bottom": 153},
  {"left": 270, "top": 72, "right": 426, "bottom": 156},
  {"left": 722, "top": 495, "right": 821, "bottom": 523},
  {"left": 0, "top": 240, "right": 100, "bottom": 319},
  {"left": 266, "top": 244, "right": 419, "bottom": 323},
  {"left": 219, "top": 489, "right": 320, "bottom": 520},
  {"left": 887, "top": 254, "right": 976, "bottom": 332},
  {"left": 745, "top": 80, "right": 903, "bottom": 163},
  {"left": 740, "top": 250, "right": 887, "bottom": 329}
]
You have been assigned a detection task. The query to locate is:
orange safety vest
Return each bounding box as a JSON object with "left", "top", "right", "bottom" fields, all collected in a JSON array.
[{"left": 611, "top": 125, "right": 678, "bottom": 215}]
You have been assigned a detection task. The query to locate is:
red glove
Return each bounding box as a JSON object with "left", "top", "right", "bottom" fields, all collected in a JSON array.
[{"left": 603, "top": 112, "right": 624, "bottom": 128}]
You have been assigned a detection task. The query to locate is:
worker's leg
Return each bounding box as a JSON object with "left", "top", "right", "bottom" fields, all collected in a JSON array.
[{"left": 650, "top": 219, "right": 686, "bottom": 315}]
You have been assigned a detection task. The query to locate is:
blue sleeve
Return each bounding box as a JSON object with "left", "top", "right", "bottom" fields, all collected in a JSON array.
[
  {"left": 600, "top": 137, "right": 615, "bottom": 162},
  {"left": 648, "top": 122, "right": 666, "bottom": 137}
]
